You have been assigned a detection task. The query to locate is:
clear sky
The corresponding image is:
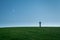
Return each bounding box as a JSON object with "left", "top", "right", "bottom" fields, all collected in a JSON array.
[{"left": 0, "top": 0, "right": 60, "bottom": 27}]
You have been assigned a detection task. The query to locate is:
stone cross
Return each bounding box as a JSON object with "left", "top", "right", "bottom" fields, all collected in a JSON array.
[{"left": 39, "top": 21, "right": 41, "bottom": 27}]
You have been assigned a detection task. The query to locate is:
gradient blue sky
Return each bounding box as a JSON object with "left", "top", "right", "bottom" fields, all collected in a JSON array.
[{"left": 0, "top": 0, "right": 60, "bottom": 27}]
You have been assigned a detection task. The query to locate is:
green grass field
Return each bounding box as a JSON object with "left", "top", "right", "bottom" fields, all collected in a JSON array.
[{"left": 0, "top": 27, "right": 60, "bottom": 40}]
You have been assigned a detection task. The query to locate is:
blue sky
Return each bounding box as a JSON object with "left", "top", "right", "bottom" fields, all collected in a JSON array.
[{"left": 0, "top": 0, "right": 60, "bottom": 27}]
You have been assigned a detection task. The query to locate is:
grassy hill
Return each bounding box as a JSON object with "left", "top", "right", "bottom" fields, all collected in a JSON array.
[{"left": 0, "top": 27, "right": 60, "bottom": 40}]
